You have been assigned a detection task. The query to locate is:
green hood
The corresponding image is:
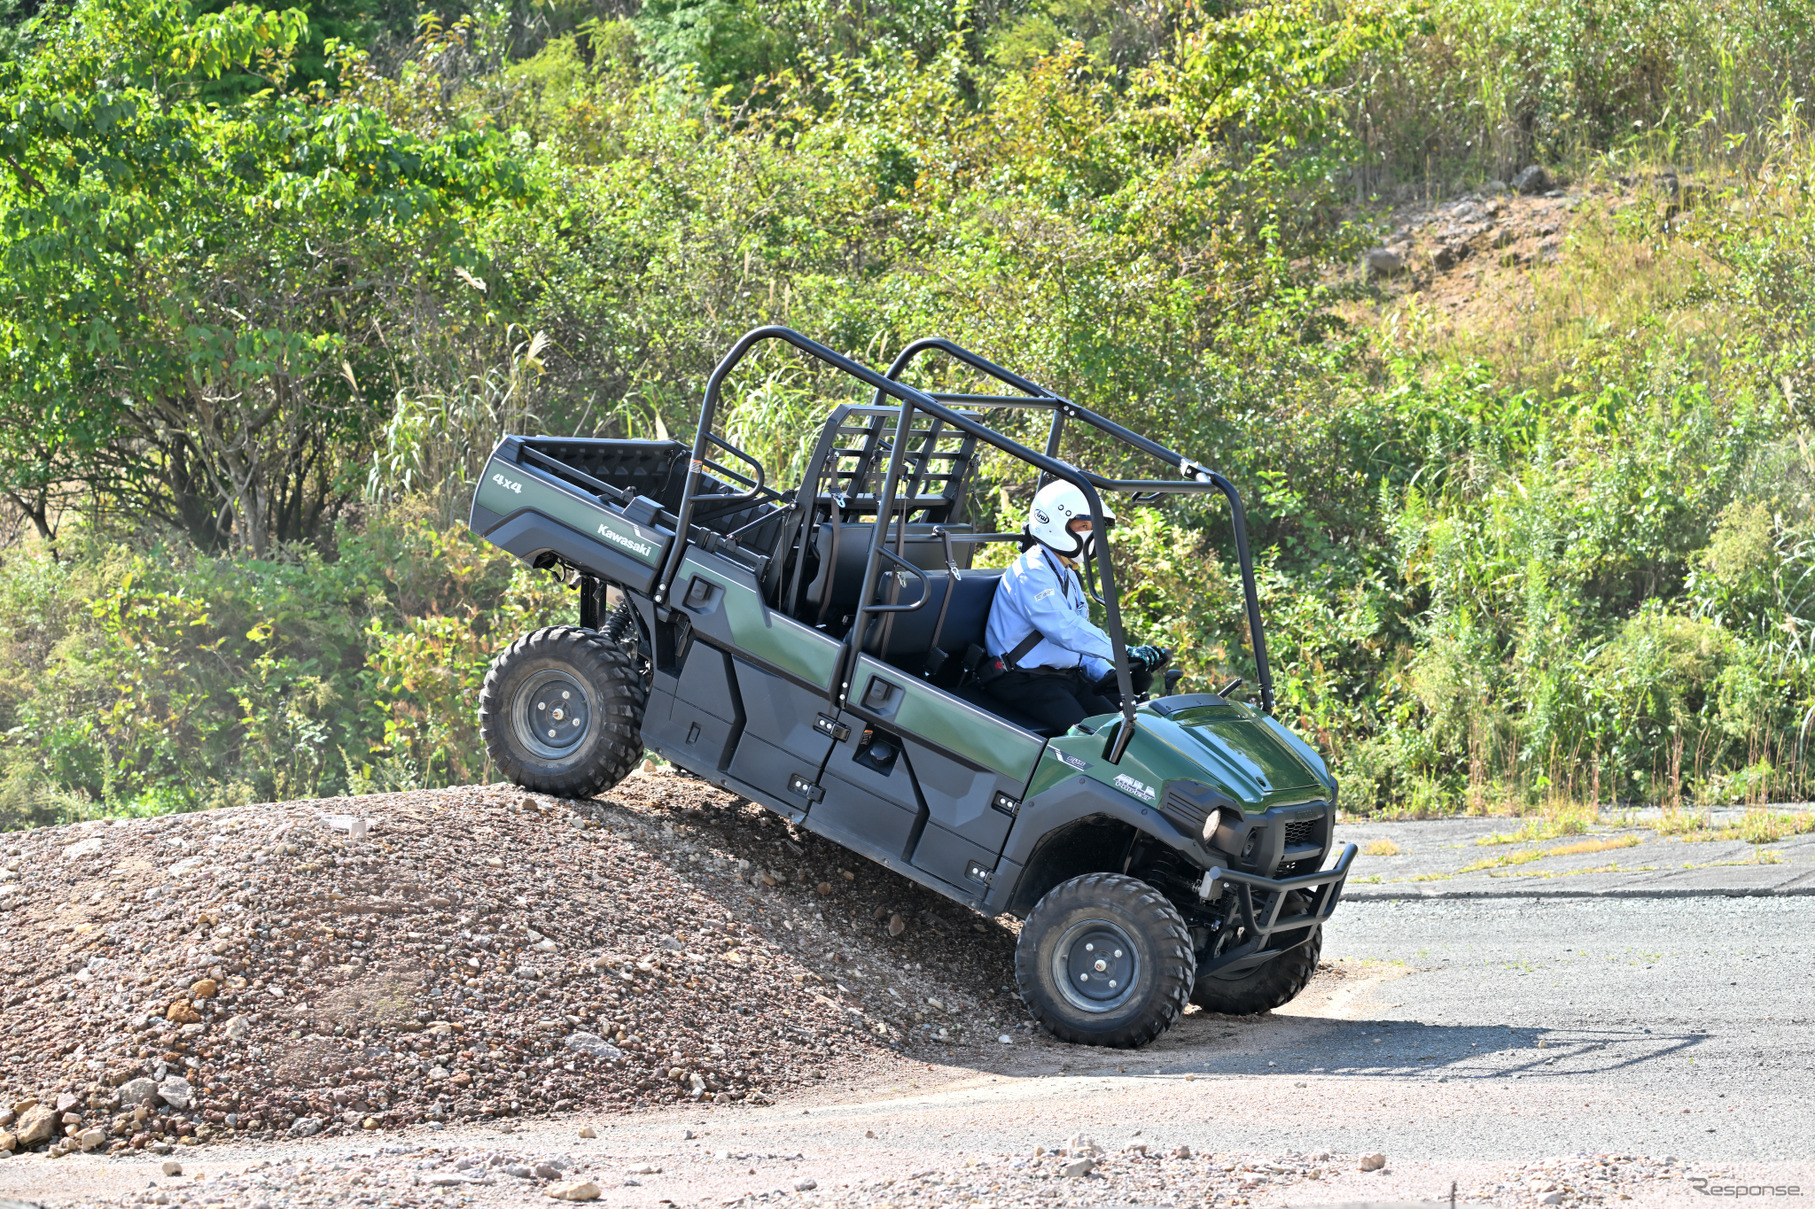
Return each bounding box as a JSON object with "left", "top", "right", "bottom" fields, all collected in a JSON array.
[{"left": 1036, "top": 698, "right": 1335, "bottom": 814}]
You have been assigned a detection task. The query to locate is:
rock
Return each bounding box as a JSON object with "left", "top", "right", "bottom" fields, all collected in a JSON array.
[
  {"left": 1173, "top": 1145, "right": 1193, "bottom": 1158},
  {"left": 795, "top": 1179, "right": 818, "bottom": 1191},
  {"left": 1062, "top": 1158, "right": 1095, "bottom": 1178},
  {"left": 77, "top": 1127, "right": 106, "bottom": 1152},
  {"left": 162, "top": 1159, "right": 183, "bottom": 1176},
  {"left": 546, "top": 1180, "right": 602, "bottom": 1201},
  {"left": 1513, "top": 164, "right": 1551, "bottom": 195},
  {"left": 0, "top": 1132, "right": 13, "bottom": 1153},
  {"left": 887, "top": 912, "right": 906, "bottom": 937},
  {"left": 289, "top": 1116, "right": 323, "bottom": 1138},
  {"left": 156, "top": 1078, "right": 192, "bottom": 1111},
  {"left": 118, "top": 1079, "right": 157, "bottom": 1107},
  {"left": 577, "top": 1125, "right": 597, "bottom": 1138},
  {"left": 538, "top": 1162, "right": 570, "bottom": 1178},
  {"left": 816, "top": 881, "right": 832, "bottom": 895},
  {"left": 1540, "top": 1193, "right": 1563, "bottom": 1206},
  {"left": 190, "top": 979, "right": 218, "bottom": 1000},
  {"left": 224, "top": 1016, "right": 249, "bottom": 1042},
  {"left": 165, "top": 1001, "right": 200, "bottom": 1025},
  {"left": 1484, "top": 178, "right": 1509, "bottom": 194},
  {"left": 61, "top": 837, "right": 105, "bottom": 860},
  {"left": 505, "top": 1164, "right": 534, "bottom": 1178},
  {"left": 1360, "top": 1152, "right": 1387, "bottom": 1171},
  {"left": 563, "top": 1032, "right": 622, "bottom": 1061},
  {"left": 1363, "top": 247, "right": 1405, "bottom": 278},
  {"left": 13, "top": 1106, "right": 55, "bottom": 1147},
  {"left": 54, "top": 1093, "right": 78, "bottom": 1113}
]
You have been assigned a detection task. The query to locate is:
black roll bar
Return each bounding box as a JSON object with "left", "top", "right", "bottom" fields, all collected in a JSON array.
[
  {"left": 658, "top": 326, "right": 1148, "bottom": 760},
  {"left": 876, "top": 337, "right": 1275, "bottom": 718}
]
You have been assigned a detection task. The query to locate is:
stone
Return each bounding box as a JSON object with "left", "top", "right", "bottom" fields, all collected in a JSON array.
[
  {"left": 577, "top": 1125, "right": 597, "bottom": 1138},
  {"left": 546, "top": 1180, "right": 602, "bottom": 1201},
  {"left": 289, "top": 1116, "right": 323, "bottom": 1138},
  {"left": 506, "top": 1165, "right": 534, "bottom": 1178},
  {"left": 156, "top": 1078, "right": 193, "bottom": 1111},
  {"left": 224, "top": 1016, "right": 249, "bottom": 1042},
  {"left": 77, "top": 1127, "right": 106, "bottom": 1152},
  {"left": 189, "top": 979, "right": 218, "bottom": 1000},
  {"left": 795, "top": 1179, "right": 818, "bottom": 1191},
  {"left": 13, "top": 1106, "right": 55, "bottom": 1147},
  {"left": 816, "top": 882, "right": 832, "bottom": 895},
  {"left": 1540, "top": 1194, "right": 1563, "bottom": 1206},
  {"left": 626, "top": 1164, "right": 659, "bottom": 1175},
  {"left": 1513, "top": 164, "right": 1551, "bottom": 195},
  {"left": 1360, "top": 1152, "right": 1387, "bottom": 1171},
  {"left": 566, "top": 1023, "right": 624, "bottom": 1052},
  {"left": 0, "top": 1131, "right": 13, "bottom": 1153},
  {"left": 118, "top": 1079, "right": 157, "bottom": 1107},
  {"left": 1363, "top": 247, "right": 1406, "bottom": 279},
  {"left": 887, "top": 913, "right": 905, "bottom": 937},
  {"left": 54, "top": 1093, "right": 78, "bottom": 1113},
  {"left": 1062, "top": 1158, "right": 1095, "bottom": 1178},
  {"left": 165, "top": 1001, "right": 201, "bottom": 1025},
  {"left": 162, "top": 1159, "right": 184, "bottom": 1176},
  {"left": 1173, "top": 1145, "right": 1193, "bottom": 1159}
]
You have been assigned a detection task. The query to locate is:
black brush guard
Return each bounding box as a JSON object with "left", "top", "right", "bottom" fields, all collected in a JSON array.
[{"left": 1197, "top": 842, "right": 1359, "bottom": 978}]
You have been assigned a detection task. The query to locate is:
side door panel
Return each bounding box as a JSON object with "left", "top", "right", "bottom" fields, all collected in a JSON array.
[{"left": 846, "top": 655, "right": 1046, "bottom": 889}]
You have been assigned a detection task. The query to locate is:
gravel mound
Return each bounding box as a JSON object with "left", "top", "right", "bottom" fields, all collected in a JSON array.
[{"left": 0, "top": 774, "right": 1028, "bottom": 1157}]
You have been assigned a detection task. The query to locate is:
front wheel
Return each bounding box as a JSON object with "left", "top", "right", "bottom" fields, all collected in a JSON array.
[
  {"left": 479, "top": 625, "right": 647, "bottom": 798},
  {"left": 1189, "top": 927, "right": 1321, "bottom": 1015},
  {"left": 1014, "top": 873, "right": 1195, "bottom": 1048}
]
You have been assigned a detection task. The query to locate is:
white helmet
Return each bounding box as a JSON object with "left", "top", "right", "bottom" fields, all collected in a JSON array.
[{"left": 1025, "top": 480, "right": 1115, "bottom": 561}]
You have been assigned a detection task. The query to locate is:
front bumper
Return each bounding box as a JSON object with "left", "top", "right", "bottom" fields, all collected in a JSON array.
[{"left": 1196, "top": 842, "right": 1358, "bottom": 978}]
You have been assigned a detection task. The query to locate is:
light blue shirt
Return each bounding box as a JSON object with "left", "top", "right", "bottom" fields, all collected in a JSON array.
[{"left": 986, "top": 546, "right": 1115, "bottom": 682}]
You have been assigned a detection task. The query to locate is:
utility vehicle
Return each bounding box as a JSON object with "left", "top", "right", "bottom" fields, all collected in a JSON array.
[{"left": 468, "top": 327, "right": 1357, "bottom": 1047}]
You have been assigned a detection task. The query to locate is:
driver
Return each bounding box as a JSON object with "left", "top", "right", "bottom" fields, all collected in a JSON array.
[{"left": 980, "top": 480, "right": 1169, "bottom": 732}]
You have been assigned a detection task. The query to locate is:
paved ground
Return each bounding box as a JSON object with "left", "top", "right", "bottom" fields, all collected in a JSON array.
[{"left": 1335, "top": 808, "right": 1815, "bottom": 897}]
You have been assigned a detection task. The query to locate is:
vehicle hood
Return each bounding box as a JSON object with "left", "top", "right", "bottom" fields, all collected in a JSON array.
[{"left": 1131, "top": 700, "right": 1332, "bottom": 807}]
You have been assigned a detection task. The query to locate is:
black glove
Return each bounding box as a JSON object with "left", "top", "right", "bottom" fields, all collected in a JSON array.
[{"left": 1128, "top": 644, "right": 1171, "bottom": 672}]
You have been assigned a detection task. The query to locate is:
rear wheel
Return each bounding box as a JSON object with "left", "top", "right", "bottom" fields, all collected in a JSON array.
[
  {"left": 1189, "top": 927, "right": 1321, "bottom": 1015},
  {"left": 479, "top": 625, "right": 647, "bottom": 798},
  {"left": 1014, "top": 873, "right": 1195, "bottom": 1048}
]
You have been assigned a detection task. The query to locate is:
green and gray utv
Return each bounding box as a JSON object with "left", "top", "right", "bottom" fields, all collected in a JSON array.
[{"left": 468, "top": 327, "right": 1357, "bottom": 1047}]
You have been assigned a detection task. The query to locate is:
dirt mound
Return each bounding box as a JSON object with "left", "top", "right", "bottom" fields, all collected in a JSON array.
[{"left": 0, "top": 775, "right": 1027, "bottom": 1157}]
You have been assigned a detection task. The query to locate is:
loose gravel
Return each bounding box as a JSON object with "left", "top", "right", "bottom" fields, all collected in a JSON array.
[
  {"left": 0, "top": 774, "right": 1031, "bottom": 1158},
  {"left": 51, "top": 1139, "right": 1705, "bottom": 1208}
]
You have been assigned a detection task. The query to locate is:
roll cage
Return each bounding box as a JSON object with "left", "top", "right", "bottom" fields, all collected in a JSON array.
[{"left": 652, "top": 325, "right": 1276, "bottom": 763}]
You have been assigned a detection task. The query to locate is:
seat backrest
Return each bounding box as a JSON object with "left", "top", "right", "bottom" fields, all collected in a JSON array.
[
  {"left": 801, "top": 520, "right": 976, "bottom": 628},
  {"left": 866, "top": 568, "right": 1004, "bottom": 662}
]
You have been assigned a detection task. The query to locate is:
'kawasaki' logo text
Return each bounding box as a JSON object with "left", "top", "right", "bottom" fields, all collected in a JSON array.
[{"left": 598, "top": 523, "right": 654, "bottom": 559}]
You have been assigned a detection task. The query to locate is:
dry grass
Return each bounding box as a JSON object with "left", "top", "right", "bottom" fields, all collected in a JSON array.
[
  {"left": 1364, "top": 838, "right": 1402, "bottom": 857},
  {"left": 1459, "top": 834, "right": 1639, "bottom": 873},
  {"left": 1477, "top": 807, "right": 1595, "bottom": 846}
]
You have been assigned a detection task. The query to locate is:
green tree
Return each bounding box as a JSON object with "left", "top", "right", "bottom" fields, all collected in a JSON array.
[{"left": 0, "top": 0, "right": 533, "bottom": 553}]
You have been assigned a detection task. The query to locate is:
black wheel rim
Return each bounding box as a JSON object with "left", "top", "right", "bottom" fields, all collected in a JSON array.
[
  {"left": 510, "top": 670, "right": 594, "bottom": 760},
  {"left": 1053, "top": 919, "right": 1139, "bottom": 1014}
]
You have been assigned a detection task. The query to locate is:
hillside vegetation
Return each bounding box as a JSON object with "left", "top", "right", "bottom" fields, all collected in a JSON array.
[{"left": 6, "top": 0, "right": 1815, "bottom": 824}]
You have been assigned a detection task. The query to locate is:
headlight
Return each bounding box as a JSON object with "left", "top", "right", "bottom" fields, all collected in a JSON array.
[{"left": 1200, "top": 808, "right": 1222, "bottom": 843}]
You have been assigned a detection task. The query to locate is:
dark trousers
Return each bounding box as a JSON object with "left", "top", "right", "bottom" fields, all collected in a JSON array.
[{"left": 983, "top": 665, "right": 1152, "bottom": 733}]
